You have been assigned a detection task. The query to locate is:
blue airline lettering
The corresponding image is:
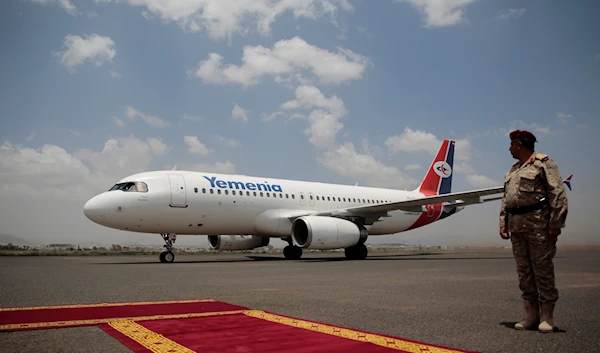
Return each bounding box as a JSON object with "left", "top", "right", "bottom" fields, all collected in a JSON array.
[{"left": 203, "top": 176, "right": 283, "bottom": 192}]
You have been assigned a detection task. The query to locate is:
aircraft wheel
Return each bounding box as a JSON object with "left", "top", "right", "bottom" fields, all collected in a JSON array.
[
  {"left": 159, "top": 251, "right": 175, "bottom": 263},
  {"left": 284, "top": 246, "right": 302, "bottom": 260},
  {"left": 345, "top": 244, "right": 368, "bottom": 260},
  {"left": 356, "top": 244, "right": 368, "bottom": 260},
  {"left": 164, "top": 251, "right": 175, "bottom": 263}
]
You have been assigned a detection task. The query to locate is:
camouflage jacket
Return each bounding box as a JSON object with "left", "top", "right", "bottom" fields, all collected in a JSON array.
[{"left": 499, "top": 152, "right": 568, "bottom": 232}]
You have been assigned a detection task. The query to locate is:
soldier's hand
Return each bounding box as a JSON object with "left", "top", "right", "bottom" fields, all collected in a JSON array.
[
  {"left": 549, "top": 228, "right": 561, "bottom": 237},
  {"left": 500, "top": 227, "right": 510, "bottom": 239}
]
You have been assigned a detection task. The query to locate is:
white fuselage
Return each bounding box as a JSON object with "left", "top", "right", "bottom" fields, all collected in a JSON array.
[{"left": 83, "top": 170, "right": 445, "bottom": 238}]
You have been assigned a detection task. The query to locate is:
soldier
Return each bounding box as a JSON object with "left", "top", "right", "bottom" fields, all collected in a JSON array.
[{"left": 499, "top": 130, "right": 568, "bottom": 333}]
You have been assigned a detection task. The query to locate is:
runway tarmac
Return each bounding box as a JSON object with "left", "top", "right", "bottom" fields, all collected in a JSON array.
[{"left": 1, "top": 248, "right": 599, "bottom": 353}]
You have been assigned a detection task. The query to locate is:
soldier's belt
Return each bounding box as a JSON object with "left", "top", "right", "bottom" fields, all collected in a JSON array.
[{"left": 507, "top": 198, "right": 549, "bottom": 215}]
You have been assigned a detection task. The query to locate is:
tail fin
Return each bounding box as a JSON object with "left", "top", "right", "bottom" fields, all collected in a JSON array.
[
  {"left": 416, "top": 139, "right": 455, "bottom": 196},
  {"left": 564, "top": 174, "right": 572, "bottom": 191}
]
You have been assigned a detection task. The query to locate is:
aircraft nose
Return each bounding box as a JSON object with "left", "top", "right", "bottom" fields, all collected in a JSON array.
[{"left": 84, "top": 196, "right": 105, "bottom": 225}]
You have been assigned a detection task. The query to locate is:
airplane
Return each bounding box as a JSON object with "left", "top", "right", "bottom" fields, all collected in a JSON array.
[{"left": 82, "top": 139, "right": 571, "bottom": 263}]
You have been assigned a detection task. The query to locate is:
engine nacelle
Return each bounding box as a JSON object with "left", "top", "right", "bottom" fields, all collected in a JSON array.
[
  {"left": 291, "top": 216, "right": 362, "bottom": 250},
  {"left": 208, "top": 235, "right": 270, "bottom": 251}
]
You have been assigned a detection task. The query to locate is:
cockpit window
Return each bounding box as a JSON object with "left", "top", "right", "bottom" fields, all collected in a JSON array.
[{"left": 109, "top": 181, "right": 148, "bottom": 193}]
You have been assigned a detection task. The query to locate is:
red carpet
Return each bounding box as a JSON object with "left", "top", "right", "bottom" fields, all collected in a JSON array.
[
  {"left": 99, "top": 310, "right": 479, "bottom": 353},
  {"left": 1, "top": 299, "right": 479, "bottom": 352},
  {"left": 0, "top": 299, "right": 247, "bottom": 331}
]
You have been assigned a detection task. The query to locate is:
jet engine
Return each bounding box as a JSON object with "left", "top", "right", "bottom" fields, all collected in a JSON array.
[
  {"left": 208, "top": 235, "right": 270, "bottom": 251},
  {"left": 291, "top": 216, "right": 364, "bottom": 250}
]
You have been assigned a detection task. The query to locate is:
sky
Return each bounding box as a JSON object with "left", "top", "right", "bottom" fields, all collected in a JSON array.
[{"left": 0, "top": 0, "right": 598, "bottom": 249}]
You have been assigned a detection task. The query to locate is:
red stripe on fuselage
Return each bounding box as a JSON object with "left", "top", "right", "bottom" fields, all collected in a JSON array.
[{"left": 407, "top": 203, "right": 443, "bottom": 230}]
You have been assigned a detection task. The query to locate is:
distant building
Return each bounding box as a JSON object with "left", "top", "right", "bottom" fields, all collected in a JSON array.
[{"left": 45, "top": 244, "right": 77, "bottom": 250}]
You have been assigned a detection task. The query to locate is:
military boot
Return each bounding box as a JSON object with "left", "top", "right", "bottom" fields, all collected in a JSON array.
[
  {"left": 538, "top": 302, "right": 555, "bottom": 333},
  {"left": 514, "top": 300, "right": 540, "bottom": 330}
]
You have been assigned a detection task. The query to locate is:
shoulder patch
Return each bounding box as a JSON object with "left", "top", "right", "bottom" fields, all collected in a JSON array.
[{"left": 535, "top": 153, "right": 548, "bottom": 161}]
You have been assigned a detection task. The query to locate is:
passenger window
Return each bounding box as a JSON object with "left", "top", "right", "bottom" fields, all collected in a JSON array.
[
  {"left": 260, "top": 192, "right": 263, "bottom": 197},
  {"left": 286, "top": 194, "right": 289, "bottom": 198},
  {"left": 232, "top": 190, "right": 236, "bottom": 195},
  {"left": 202, "top": 188, "right": 206, "bottom": 193},
  {"left": 217, "top": 190, "right": 221, "bottom": 194},
  {"left": 225, "top": 190, "right": 229, "bottom": 195},
  {"left": 194, "top": 188, "right": 198, "bottom": 193},
  {"left": 210, "top": 189, "right": 214, "bottom": 194},
  {"left": 279, "top": 194, "right": 283, "bottom": 198},
  {"left": 292, "top": 194, "right": 295, "bottom": 199},
  {"left": 266, "top": 193, "right": 270, "bottom": 197}
]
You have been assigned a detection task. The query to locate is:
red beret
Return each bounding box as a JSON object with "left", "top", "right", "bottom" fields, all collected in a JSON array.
[{"left": 509, "top": 130, "right": 537, "bottom": 143}]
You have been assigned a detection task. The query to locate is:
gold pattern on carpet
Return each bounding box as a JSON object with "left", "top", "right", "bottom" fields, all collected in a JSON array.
[
  {"left": 244, "top": 310, "right": 465, "bottom": 353},
  {"left": 109, "top": 320, "right": 196, "bottom": 353}
]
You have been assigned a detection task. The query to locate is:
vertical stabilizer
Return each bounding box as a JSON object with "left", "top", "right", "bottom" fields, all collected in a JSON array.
[{"left": 416, "top": 139, "right": 455, "bottom": 196}]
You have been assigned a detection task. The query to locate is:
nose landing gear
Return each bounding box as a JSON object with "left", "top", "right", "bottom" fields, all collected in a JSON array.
[{"left": 159, "top": 233, "right": 176, "bottom": 263}]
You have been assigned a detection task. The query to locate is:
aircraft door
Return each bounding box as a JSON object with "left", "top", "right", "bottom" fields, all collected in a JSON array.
[
  {"left": 308, "top": 192, "right": 315, "bottom": 207},
  {"left": 168, "top": 174, "right": 187, "bottom": 208},
  {"left": 299, "top": 192, "right": 306, "bottom": 206}
]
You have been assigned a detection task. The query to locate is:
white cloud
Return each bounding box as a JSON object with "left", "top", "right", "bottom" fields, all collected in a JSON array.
[
  {"left": 398, "top": 0, "right": 477, "bottom": 27},
  {"left": 113, "top": 116, "right": 126, "bottom": 127},
  {"left": 182, "top": 161, "right": 236, "bottom": 175},
  {"left": 261, "top": 112, "right": 285, "bottom": 122},
  {"left": 557, "top": 112, "right": 573, "bottom": 123},
  {"left": 0, "top": 136, "right": 169, "bottom": 202},
  {"left": 509, "top": 120, "right": 552, "bottom": 135},
  {"left": 124, "top": 106, "right": 170, "bottom": 128},
  {"left": 68, "top": 129, "right": 82, "bottom": 137},
  {"left": 189, "top": 37, "right": 369, "bottom": 87},
  {"left": 123, "top": 0, "right": 353, "bottom": 42},
  {"left": 147, "top": 138, "right": 170, "bottom": 155},
  {"left": 404, "top": 164, "right": 422, "bottom": 170},
  {"left": 384, "top": 127, "right": 472, "bottom": 161},
  {"left": 318, "top": 143, "right": 417, "bottom": 189},
  {"left": 454, "top": 161, "right": 476, "bottom": 175},
  {"left": 1, "top": 142, "right": 94, "bottom": 191},
  {"left": 281, "top": 85, "right": 347, "bottom": 149},
  {"left": 74, "top": 136, "right": 169, "bottom": 180},
  {"left": 466, "top": 174, "right": 501, "bottom": 188},
  {"left": 232, "top": 103, "right": 249, "bottom": 122},
  {"left": 181, "top": 114, "right": 204, "bottom": 123},
  {"left": 216, "top": 135, "right": 241, "bottom": 148},
  {"left": 109, "top": 70, "right": 121, "bottom": 78},
  {"left": 494, "top": 8, "right": 526, "bottom": 21},
  {"left": 54, "top": 34, "right": 116, "bottom": 73},
  {"left": 28, "top": 0, "right": 79, "bottom": 16},
  {"left": 184, "top": 136, "right": 213, "bottom": 155}
]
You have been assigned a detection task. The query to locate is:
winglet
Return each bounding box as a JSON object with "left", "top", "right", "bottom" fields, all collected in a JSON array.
[
  {"left": 172, "top": 165, "right": 177, "bottom": 171},
  {"left": 564, "top": 174, "right": 572, "bottom": 191}
]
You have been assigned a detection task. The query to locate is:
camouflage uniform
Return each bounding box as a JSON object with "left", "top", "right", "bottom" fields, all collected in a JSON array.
[{"left": 500, "top": 151, "right": 569, "bottom": 304}]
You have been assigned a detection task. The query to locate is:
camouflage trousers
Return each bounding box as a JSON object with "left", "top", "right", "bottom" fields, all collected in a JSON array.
[{"left": 510, "top": 230, "right": 558, "bottom": 304}]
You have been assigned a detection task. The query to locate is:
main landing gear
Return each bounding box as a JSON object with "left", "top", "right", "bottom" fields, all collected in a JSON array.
[
  {"left": 283, "top": 238, "right": 303, "bottom": 260},
  {"left": 159, "top": 233, "right": 176, "bottom": 263},
  {"left": 344, "top": 244, "right": 368, "bottom": 260}
]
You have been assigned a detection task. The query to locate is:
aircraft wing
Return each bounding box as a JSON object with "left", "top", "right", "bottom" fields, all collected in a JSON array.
[{"left": 288, "top": 186, "right": 504, "bottom": 222}]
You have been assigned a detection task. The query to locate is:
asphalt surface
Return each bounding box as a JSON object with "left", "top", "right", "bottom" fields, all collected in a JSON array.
[{"left": 0, "top": 248, "right": 599, "bottom": 353}]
